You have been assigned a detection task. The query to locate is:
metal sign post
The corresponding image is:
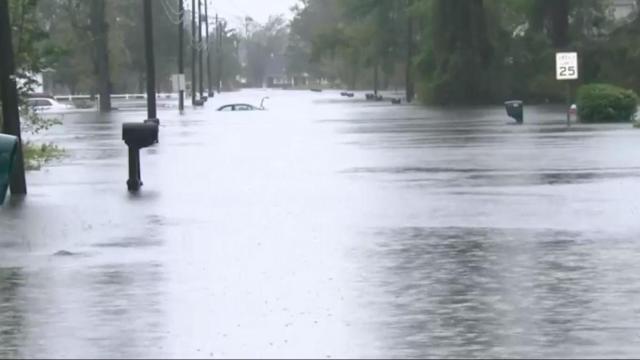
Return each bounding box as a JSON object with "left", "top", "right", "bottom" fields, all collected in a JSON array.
[{"left": 556, "top": 52, "right": 579, "bottom": 127}]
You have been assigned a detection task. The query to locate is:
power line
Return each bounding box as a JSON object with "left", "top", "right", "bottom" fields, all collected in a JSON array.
[
  {"left": 158, "top": 0, "right": 208, "bottom": 50},
  {"left": 161, "top": 0, "right": 182, "bottom": 16},
  {"left": 159, "top": 0, "right": 182, "bottom": 25}
]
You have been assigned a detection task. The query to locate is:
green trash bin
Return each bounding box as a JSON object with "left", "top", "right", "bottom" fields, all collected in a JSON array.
[
  {"left": 0, "top": 133, "right": 18, "bottom": 204},
  {"left": 505, "top": 100, "right": 524, "bottom": 124}
]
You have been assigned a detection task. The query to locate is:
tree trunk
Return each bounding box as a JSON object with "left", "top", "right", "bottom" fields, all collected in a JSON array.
[
  {"left": 549, "top": 0, "right": 570, "bottom": 49},
  {"left": 90, "top": 0, "right": 111, "bottom": 112}
]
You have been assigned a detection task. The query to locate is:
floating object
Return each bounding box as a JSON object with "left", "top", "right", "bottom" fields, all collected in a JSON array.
[{"left": 504, "top": 100, "right": 524, "bottom": 124}]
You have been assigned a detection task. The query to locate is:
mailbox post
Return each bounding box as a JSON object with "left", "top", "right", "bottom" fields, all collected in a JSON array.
[
  {"left": 122, "top": 122, "right": 158, "bottom": 192},
  {"left": 121, "top": 0, "right": 159, "bottom": 192}
]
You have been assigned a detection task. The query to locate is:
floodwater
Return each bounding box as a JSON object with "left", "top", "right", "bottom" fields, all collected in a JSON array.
[{"left": 2, "top": 89, "right": 640, "bottom": 358}]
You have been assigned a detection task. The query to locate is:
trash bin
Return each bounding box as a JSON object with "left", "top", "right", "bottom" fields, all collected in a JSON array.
[
  {"left": 505, "top": 100, "right": 523, "bottom": 124},
  {"left": 0, "top": 133, "right": 18, "bottom": 204}
]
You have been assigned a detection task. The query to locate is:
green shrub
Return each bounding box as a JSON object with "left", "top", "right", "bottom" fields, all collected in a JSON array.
[{"left": 576, "top": 84, "right": 639, "bottom": 122}]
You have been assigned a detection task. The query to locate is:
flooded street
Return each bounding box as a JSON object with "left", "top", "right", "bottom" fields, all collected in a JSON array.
[{"left": 2, "top": 89, "right": 640, "bottom": 358}]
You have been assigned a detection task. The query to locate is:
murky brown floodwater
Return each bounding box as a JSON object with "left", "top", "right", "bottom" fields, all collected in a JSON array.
[{"left": 2, "top": 89, "right": 640, "bottom": 358}]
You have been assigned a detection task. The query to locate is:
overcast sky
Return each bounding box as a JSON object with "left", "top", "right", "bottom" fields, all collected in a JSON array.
[{"left": 207, "top": 0, "right": 299, "bottom": 28}]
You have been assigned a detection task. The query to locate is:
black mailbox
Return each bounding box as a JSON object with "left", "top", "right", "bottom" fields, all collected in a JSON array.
[
  {"left": 505, "top": 100, "right": 524, "bottom": 124},
  {"left": 122, "top": 121, "right": 158, "bottom": 192},
  {"left": 123, "top": 122, "right": 158, "bottom": 148}
]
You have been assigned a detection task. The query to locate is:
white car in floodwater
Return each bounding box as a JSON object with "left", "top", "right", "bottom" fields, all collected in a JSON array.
[{"left": 26, "top": 97, "right": 74, "bottom": 113}]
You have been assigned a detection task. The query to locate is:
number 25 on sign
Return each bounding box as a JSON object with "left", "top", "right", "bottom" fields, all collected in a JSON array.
[{"left": 556, "top": 52, "right": 578, "bottom": 80}]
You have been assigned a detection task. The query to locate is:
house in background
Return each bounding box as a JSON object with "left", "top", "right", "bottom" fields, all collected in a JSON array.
[
  {"left": 611, "top": 0, "right": 638, "bottom": 20},
  {"left": 264, "top": 54, "right": 292, "bottom": 88}
]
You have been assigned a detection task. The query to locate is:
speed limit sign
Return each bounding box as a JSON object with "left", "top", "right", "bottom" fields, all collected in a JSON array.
[{"left": 556, "top": 52, "right": 578, "bottom": 80}]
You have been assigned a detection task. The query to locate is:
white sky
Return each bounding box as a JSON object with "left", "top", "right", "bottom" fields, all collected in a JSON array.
[{"left": 207, "top": 0, "right": 300, "bottom": 28}]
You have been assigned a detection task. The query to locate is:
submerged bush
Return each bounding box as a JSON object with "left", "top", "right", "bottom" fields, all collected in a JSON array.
[
  {"left": 23, "top": 142, "right": 65, "bottom": 170},
  {"left": 576, "top": 84, "right": 638, "bottom": 123}
]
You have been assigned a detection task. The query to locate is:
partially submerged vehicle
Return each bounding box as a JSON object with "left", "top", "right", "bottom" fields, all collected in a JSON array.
[
  {"left": 217, "top": 103, "right": 261, "bottom": 111},
  {"left": 26, "top": 97, "right": 74, "bottom": 113},
  {"left": 217, "top": 97, "right": 269, "bottom": 112}
]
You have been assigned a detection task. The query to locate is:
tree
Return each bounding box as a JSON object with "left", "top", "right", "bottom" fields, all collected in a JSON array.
[
  {"left": 63, "top": 0, "right": 112, "bottom": 111},
  {"left": 1, "top": 0, "right": 64, "bottom": 170},
  {"left": 417, "top": 0, "right": 502, "bottom": 104},
  {"left": 530, "top": 0, "right": 571, "bottom": 48},
  {"left": 212, "top": 21, "right": 241, "bottom": 90},
  {"left": 243, "top": 16, "right": 289, "bottom": 87}
]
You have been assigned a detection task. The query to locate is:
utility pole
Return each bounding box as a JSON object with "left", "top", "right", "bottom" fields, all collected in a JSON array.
[
  {"left": 373, "top": 63, "right": 379, "bottom": 96},
  {"left": 405, "top": 0, "right": 414, "bottom": 103},
  {"left": 178, "top": 0, "right": 184, "bottom": 111},
  {"left": 198, "top": 0, "right": 203, "bottom": 99},
  {"left": 205, "top": 0, "right": 213, "bottom": 97},
  {"left": 90, "top": 0, "right": 112, "bottom": 113},
  {"left": 143, "top": 0, "right": 157, "bottom": 122},
  {"left": 216, "top": 14, "right": 222, "bottom": 93},
  {"left": 191, "top": 0, "right": 196, "bottom": 105},
  {"left": 0, "top": 0, "right": 27, "bottom": 195}
]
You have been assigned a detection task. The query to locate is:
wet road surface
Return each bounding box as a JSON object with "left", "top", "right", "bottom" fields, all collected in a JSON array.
[{"left": 2, "top": 89, "right": 640, "bottom": 358}]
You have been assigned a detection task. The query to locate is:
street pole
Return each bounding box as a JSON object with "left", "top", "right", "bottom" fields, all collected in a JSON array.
[
  {"left": 191, "top": 0, "right": 196, "bottom": 105},
  {"left": 566, "top": 82, "right": 571, "bottom": 128},
  {"left": 373, "top": 63, "right": 379, "bottom": 96},
  {"left": 198, "top": 0, "right": 203, "bottom": 99},
  {"left": 178, "top": 0, "right": 184, "bottom": 112},
  {"left": 405, "top": 0, "right": 414, "bottom": 103},
  {"left": 0, "top": 0, "right": 27, "bottom": 195},
  {"left": 143, "top": 0, "right": 157, "bottom": 122},
  {"left": 216, "top": 14, "right": 222, "bottom": 93},
  {"left": 205, "top": 0, "right": 213, "bottom": 97}
]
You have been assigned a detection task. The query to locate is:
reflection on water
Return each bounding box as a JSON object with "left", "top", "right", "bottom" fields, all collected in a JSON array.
[
  {"left": 2, "top": 90, "right": 640, "bottom": 357},
  {"left": 84, "top": 262, "right": 166, "bottom": 358},
  {"left": 0, "top": 262, "right": 166, "bottom": 359},
  {"left": 0, "top": 268, "right": 24, "bottom": 359},
  {"left": 359, "top": 227, "right": 640, "bottom": 358}
]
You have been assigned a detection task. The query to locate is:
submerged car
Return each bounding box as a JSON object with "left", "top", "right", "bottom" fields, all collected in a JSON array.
[
  {"left": 217, "top": 97, "right": 269, "bottom": 112},
  {"left": 217, "top": 103, "right": 262, "bottom": 111},
  {"left": 26, "top": 97, "right": 73, "bottom": 112}
]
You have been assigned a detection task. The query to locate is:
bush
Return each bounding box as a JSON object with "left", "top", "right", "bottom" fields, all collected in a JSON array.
[
  {"left": 576, "top": 84, "right": 639, "bottom": 122},
  {"left": 22, "top": 142, "right": 65, "bottom": 170}
]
